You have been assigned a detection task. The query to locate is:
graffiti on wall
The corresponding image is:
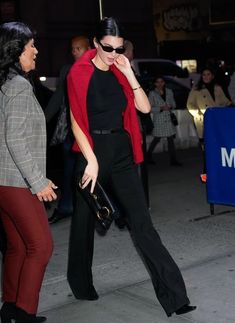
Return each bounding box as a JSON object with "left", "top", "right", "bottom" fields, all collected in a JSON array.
[{"left": 163, "top": 4, "right": 200, "bottom": 31}]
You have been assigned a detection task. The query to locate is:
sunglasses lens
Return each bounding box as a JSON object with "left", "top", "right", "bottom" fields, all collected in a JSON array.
[
  {"left": 102, "top": 46, "right": 114, "bottom": 53},
  {"left": 99, "top": 41, "right": 125, "bottom": 54},
  {"left": 116, "top": 47, "right": 125, "bottom": 54}
]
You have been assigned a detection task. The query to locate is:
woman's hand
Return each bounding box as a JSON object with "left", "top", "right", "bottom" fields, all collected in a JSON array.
[
  {"left": 161, "top": 104, "right": 171, "bottom": 111},
  {"left": 81, "top": 158, "right": 99, "bottom": 193},
  {"left": 70, "top": 112, "right": 99, "bottom": 193},
  {"left": 114, "top": 54, "right": 132, "bottom": 77},
  {"left": 114, "top": 55, "right": 151, "bottom": 113},
  {"left": 37, "top": 180, "right": 57, "bottom": 202}
]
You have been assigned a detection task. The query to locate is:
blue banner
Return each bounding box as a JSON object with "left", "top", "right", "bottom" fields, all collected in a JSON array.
[{"left": 204, "top": 107, "right": 235, "bottom": 205}]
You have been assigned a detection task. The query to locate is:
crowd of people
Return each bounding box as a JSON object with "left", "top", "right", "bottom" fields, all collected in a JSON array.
[{"left": 2, "top": 15, "right": 235, "bottom": 322}]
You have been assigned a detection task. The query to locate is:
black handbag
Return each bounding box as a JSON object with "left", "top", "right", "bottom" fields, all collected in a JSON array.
[
  {"left": 50, "top": 98, "right": 69, "bottom": 146},
  {"left": 170, "top": 111, "right": 178, "bottom": 126},
  {"left": 77, "top": 180, "right": 115, "bottom": 230}
]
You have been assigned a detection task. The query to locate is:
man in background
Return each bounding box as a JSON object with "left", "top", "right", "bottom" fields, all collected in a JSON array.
[{"left": 45, "top": 36, "right": 90, "bottom": 224}]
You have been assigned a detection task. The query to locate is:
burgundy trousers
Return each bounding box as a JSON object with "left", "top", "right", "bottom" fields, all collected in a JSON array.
[{"left": 0, "top": 186, "right": 53, "bottom": 314}]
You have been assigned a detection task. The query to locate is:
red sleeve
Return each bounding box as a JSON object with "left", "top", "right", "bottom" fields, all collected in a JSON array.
[{"left": 67, "top": 66, "right": 93, "bottom": 151}]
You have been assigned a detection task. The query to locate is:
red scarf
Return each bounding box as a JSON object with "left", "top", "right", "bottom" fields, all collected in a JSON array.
[{"left": 67, "top": 49, "right": 143, "bottom": 164}]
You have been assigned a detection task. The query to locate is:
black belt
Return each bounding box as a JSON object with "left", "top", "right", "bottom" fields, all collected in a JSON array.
[{"left": 91, "top": 128, "right": 124, "bottom": 135}]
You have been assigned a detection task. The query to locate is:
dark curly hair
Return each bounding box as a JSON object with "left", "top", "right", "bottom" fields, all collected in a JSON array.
[
  {"left": 94, "top": 17, "right": 126, "bottom": 42},
  {"left": 0, "top": 22, "right": 34, "bottom": 88}
]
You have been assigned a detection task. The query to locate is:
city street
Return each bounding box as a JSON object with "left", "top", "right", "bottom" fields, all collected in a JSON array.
[{"left": 1, "top": 1, "right": 235, "bottom": 322}]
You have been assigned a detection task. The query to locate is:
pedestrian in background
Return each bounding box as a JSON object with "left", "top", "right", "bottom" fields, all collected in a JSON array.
[
  {"left": 45, "top": 36, "right": 90, "bottom": 224},
  {"left": 66, "top": 17, "right": 196, "bottom": 318},
  {"left": 0, "top": 22, "right": 57, "bottom": 322},
  {"left": 187, "top": 67, "right": 231, "bottom": 180},
  {"left": 147, "top": 75, "right": 181, "bottom": 166}
]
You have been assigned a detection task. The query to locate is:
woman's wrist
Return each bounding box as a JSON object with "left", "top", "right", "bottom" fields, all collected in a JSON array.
[
  {"left": 132, "top": 85, "right": 142, "bottom": 91},
  {"left": 125, "top": 69, "right": 139, "bottom": 86},
  {"left": 86, "top": 154, "right": 97, "bottom": 165}
]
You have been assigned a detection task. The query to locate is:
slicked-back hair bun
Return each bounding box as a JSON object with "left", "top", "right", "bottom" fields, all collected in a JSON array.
[{"left": 94, "top": 17, "right": 126, "bottom": 42}]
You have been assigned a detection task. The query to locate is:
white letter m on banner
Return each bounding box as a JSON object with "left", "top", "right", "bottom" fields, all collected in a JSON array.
[{"left": 221, "top": 147, "right": 235, "bottom": 168}]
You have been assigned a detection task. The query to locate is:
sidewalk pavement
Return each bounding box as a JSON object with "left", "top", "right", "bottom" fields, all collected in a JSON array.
[{"left": 2, "top": 147, "right": 235, "bottom": 323}]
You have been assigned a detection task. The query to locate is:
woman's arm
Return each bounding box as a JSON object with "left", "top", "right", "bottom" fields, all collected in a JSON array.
[
  {"left": 148, "top": 91, "right": 162, "bottom": 113},
  {"left": 187, "top": 89, "right": 200, "bottom": 117},
  {"left": 5, "top": 82, "right": 57, "bottom": 201},
  {"left": 167, "top": 89, "right": 176, "bottom": 109},
  {"left": 70, "top": 111, "right": 98, "bottom": 193},
  {"left": 114, "top": 55, "right": 151, "bottom": 113},
  {"left": 216, "top": 85, "right": 231, "bottom": 106},
  {"left": 148, "top": 90, "right": 170, "bottom": 113}
]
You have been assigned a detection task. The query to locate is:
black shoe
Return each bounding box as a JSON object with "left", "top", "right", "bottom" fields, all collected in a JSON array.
[
  {"left": 0, "top": 303, "right": 46, "bottom": 323},
  {"left": 16, "top": 307, "right": 46, "bottom": 323},
  {"left": 48, "top": 209, "right": 72, "bottom": 224},
  {"left": 114, "top": 217, "right": 129, "bottom": 230},
  {"left": 74, "top": 286, "right": 99, "bottom": 301},
  {"left": 175, "top": 304, "right": 197, "bottom": 315}
]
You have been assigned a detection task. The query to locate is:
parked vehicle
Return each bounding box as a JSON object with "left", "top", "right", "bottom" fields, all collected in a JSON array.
[
  {"left": 132, "top": 58, "right": 191, "bottom": 87},
  {"left": 160, "top": 76, "right": 190, "bottom": 110}
]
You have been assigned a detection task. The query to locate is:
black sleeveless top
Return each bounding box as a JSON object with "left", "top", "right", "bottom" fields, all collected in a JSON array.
[{"left": 87, "top": 64, "right": 127, "bottom": 130}]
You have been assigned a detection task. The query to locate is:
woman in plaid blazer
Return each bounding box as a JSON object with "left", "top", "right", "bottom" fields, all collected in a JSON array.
[
  {"left": 147, "top": 76, "right": 181, "bottom": 166},
  {"left": 0, "top": 22, "right": 57, "bottom": 323}
]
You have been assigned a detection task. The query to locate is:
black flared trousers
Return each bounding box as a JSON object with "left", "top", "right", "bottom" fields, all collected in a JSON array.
[{"left": 67, "top": 131, "right": 189, "bottom": 316}]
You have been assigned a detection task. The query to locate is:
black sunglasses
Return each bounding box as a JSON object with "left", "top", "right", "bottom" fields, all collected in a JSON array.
[{"left": 97, "top": 40, "right": 125, "bottom": 54}]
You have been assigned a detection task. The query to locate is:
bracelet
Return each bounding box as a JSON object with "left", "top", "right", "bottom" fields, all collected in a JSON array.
[{"left": 132, "top": 85, "right": 142, "bottom": 91}]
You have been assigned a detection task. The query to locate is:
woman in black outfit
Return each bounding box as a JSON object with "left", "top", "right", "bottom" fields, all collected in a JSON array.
[{"left": 67, "top": 17, "right": 196, "bottom": 318}]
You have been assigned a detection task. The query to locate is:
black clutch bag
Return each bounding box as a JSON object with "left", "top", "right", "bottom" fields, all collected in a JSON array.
[{"left": 77, "top": 179, "right": 115, "bottom": 230}]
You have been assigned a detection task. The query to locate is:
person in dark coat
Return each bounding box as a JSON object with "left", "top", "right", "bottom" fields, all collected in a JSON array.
[{"left": 45, "top": 36, "right": 90, "bottom": 224}]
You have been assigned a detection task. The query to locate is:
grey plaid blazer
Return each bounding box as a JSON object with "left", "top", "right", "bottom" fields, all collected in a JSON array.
[{"left": 0, "top": 71, "right": 49, "bottom": 194}]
